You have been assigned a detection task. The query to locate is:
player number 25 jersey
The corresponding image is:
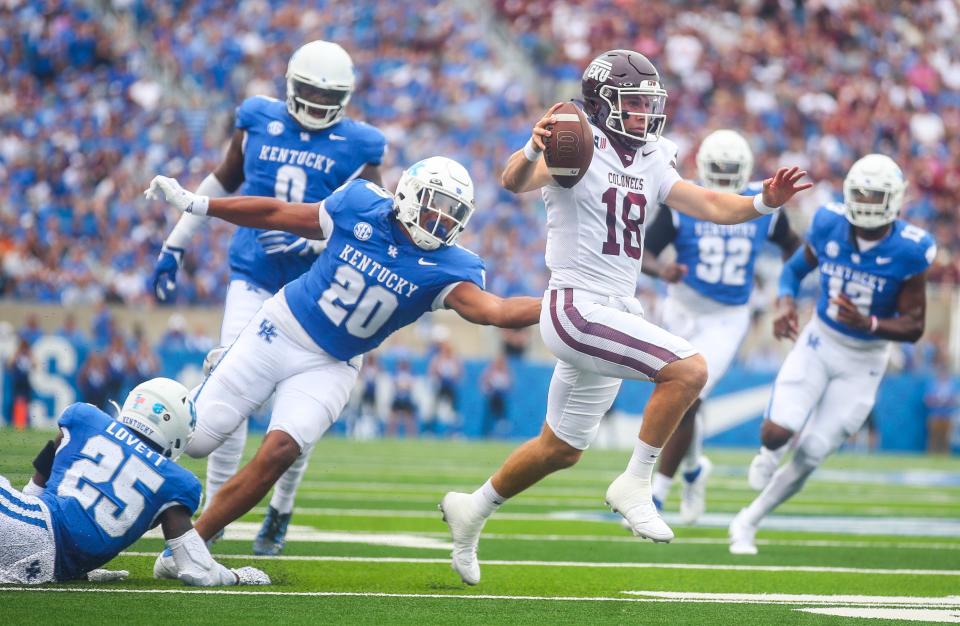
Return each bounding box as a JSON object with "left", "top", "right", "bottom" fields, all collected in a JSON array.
[{"left": 40, "top": 404, "right": 201, "bottom": 581}]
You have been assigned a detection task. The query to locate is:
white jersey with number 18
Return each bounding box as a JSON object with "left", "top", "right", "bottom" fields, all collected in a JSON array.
[{"left": 542, "top": 123, "right": 681, "bottom": 298}]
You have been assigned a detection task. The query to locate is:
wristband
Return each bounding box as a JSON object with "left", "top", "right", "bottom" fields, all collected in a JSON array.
[
  {"left": 189, "top": 195, "right": 210, "bottom": 216},
  {"left": 869, "top": 315, "right": 879, "bottom": 333},
  {"left": 522, "top": 137, "right": 541, "bottom": 162},
  {"left": 753, "top": 193, "right": 777, "bottom": 215}
]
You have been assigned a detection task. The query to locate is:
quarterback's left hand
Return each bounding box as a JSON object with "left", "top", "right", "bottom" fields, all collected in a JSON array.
[
  {"left": 145, "top": 176, "right": 209, "bottom": 215},
  {"left": 832, "top": 293, "right": 870, "bottom": 331},
  {"left": 761, "top": 167, "right": 813, "bottom": 208},
  {"left": 256, "top": 230, "right": 327, "bottom": 256},
  {"left": 87, "top": 568, "right": 129, "bottom": 583}
]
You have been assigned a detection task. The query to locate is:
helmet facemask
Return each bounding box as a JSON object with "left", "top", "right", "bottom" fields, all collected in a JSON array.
[
  {"left": 398, "top": 182, "right": 474, "bottom": 251},
  {"left": 286, "top": 76, "right": 351, "bottom": 130},
  {"left": 598, "top": 82, "right": 667, "bottom": 144},
  {"left": 702, "top": 160, "right": 749, "bottom": 193},
  {"left": 843, "top": 186, "right": 901, "bottom": 230}
]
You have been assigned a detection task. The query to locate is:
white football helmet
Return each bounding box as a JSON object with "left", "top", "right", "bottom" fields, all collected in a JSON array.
[
  {"left": 395, "top": 157, "right": 476, "bottom": 251},
  {"left": 843, "top": 154, "right": 906, "bottom": 229},
  {"left": 696, "top": 129, "right": 754, "bottom": 193},
  {"left": 286, "top": 40, "right": 355, "bottom": 130},
  {"left": 118, "top": 378, "right": 196, "bottom": 461}
]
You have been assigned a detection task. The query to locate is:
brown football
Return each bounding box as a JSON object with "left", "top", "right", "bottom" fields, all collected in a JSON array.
[{"left": 542, "top": 102, "right": 594, "bottom": 188}]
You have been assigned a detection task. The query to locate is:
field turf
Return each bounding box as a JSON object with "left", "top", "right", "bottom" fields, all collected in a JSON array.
[{"left": 1, "top": 429, "right": 958, "bottom": 624}]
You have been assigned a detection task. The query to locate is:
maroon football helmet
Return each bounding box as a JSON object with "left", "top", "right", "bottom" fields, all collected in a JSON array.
[{"left": 582, "top": 49, "right": 668, "bottom": 146}]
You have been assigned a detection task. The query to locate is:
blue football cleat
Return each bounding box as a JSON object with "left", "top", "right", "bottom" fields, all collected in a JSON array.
[{"left": 253, "top": 505, "right": 292, "bottom": 556}]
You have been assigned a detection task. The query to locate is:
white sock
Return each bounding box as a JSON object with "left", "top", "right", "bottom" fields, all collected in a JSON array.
[
  {"left": 760, "top": 445, "right": 787, "bottom": 465},
  {"left": 204, "top": 426, "right": 247, "bottom": 511},
  {"left": 652, "top": 472, "right": 673, "bottom": 504},
  {"left": 470, "top": 478, "right": 505, "bottom": 518},
  {"left": 269, "top": 448, "right": 311, "bottom": 515},
  {"left": 743, "top": 458, "right": 814, "bottom": 526},
  {"left": 625, "top": 439, "right": 662, "bottom": 481}
]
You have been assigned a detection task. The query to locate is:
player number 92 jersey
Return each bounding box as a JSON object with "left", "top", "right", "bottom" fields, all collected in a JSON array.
[
  {"left": 282, "top": 180, "right": 486, "bottom": 362},
  {"left": 228, "top": 95, "right": 387, "bottom": 294},
  {"left": 39, "top": 403, "right": 201, "bottom": 581},
  {"left": 808, "top": 203, "right": 936, "bottom": 341}
]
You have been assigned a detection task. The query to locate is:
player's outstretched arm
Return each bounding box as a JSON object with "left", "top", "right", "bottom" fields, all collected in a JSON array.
[
  {"left": 151, "top": 130, "right": 245, "bottom": 302},
  {"left": 158, "top": 506, "right": 270, "bottom": 586},
  {"left": 667, "top": 167, "right": 812, "bottom": 225},
  {"left": 501, "top": 104, "right": 563, "bottom": 194},
  {"left": 444, "top": 282, "right": 541, "bottom": 328},
  {"left": 145, "top": 176, "right": 332, "bottom": 240},
  {"left": 833, "top": 271, "right": 927, "bottom": 343}
]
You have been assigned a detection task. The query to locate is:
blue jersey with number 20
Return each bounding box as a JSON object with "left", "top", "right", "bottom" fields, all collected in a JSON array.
[
  {"left": 228, "top": 95, "right": 386, "bottom": 293},
  {"left": 40, "top": 403, "right": 201, "bottom": 581},
  {"left": 283, "top": 180, "right": 486, "bottom": 361},
  {"left": 808, "top": 203, "right": 936, "bottom": 340}
]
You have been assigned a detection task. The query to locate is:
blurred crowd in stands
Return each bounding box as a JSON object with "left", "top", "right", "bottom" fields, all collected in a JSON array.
[{"left": 2, "top": 0, "right": 959, "bottom": 307}]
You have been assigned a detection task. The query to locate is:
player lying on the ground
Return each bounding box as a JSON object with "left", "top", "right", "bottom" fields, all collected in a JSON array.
[
  {"left": 144, "top": 156, "right": 542, "bottom": 579},
  {"left": 0, "top": 378, "right": 269, "bottom": 586},
  {"left": 729, "top": 154, "right": 936, "bottom": 555},
  {"left": 151, "top": 40, "right": 387, "bottom": 557},
  {"left": 641, "top": 129, "right": 801, "bottom": 524},
  {"left": 439, "top": 49, "right": 812, "bottom": 586}
]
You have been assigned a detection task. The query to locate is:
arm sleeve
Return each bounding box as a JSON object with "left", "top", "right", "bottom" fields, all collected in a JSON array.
[
  {"left": 656, "top": 166, "right": 682, "bottom": 205},
  {"left": 778, "top": 246, "right": 817, "bottom": 299},
  {"left": 644, "top": 204, "right": 677, "bottom": 256}
]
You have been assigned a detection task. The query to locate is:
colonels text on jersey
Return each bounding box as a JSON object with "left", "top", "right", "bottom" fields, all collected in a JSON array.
[{"left": 542, "top": 123, "right": 680, "bottom": 297}]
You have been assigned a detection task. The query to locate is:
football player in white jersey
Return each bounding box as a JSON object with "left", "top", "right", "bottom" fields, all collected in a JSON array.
[
  {"left": 729, "top": 154, "right": 936, "bottom": 554},
  {"left": 641, "top": 130, "right": 801, "bottom": 524},
  {"left": 439, "top": 49, "right": 812, "bottom": 585}
]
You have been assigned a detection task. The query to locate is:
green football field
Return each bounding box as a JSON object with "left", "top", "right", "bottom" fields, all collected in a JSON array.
[{"left": 1, "top": 429, "right": 958, "bottom": 625}]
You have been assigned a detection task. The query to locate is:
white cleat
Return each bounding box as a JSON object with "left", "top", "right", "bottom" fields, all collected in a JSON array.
[
  {"left": 680, "top": 456, "right": 712, "bottom": 525},
  {"left": 748, "top": 450, "right": 777, "bottom": 491},
  {"left": 439, "top": 492, "right": 486, "bottom": 585},
  {"left": 729, "top": 509, "right": 759, "bottom": 555},
  {"left": 605, "top": 472, "right": 674, "bottom": 543},
  {"left": 153, "top": 549, "right": 178, "bottom": 580}
]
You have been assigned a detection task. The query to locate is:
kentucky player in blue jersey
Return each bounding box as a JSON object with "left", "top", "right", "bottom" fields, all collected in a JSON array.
[
  {"left": 641, "top": 130, "right": 800, "bottom": 524},
  {"left": 729, "top": 154, "right": 936, "bottom": 554},
  {"left": 144, "top": 156, "right": 541, "bottom": 575},
  {"left": 0, "top": 378, "right": 268, "bottom": 586},
  {"left": 150, "top": 40, "right": 386, "bottom": 555}
]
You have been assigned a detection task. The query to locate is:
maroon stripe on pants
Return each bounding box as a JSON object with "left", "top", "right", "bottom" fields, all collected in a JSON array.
[
  {"left": 549, "top": 290, "right": 658, "bottom": 377},
  {"left": 561, "top": 289, "right": 681, "bottom": 364}
]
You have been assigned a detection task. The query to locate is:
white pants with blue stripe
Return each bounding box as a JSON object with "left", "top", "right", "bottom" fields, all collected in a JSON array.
[{"left": 0, "top": 476, "right": 56, "bottom": 584}]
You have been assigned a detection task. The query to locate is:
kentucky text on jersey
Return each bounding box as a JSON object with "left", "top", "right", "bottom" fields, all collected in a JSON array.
[
  {"left": 337, "top": 243, "right": 419, "bottom": 297},
  {"left": 256, "top": 144, "right": 336, "bottom": 173},
  {"left": 819, "top": 261, "right": 888, "bottom": 293},
  {"left": 693, "top": 221, "right": 758, "bottom": 239}
]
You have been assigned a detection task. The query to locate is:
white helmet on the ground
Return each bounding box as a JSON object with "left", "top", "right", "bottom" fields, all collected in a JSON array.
[
  {"left": 395, "top": 157, "right": 476, "bottom": 251},
  {"left": 286, "top": 40, "right": 355, "bottom": 130},
  {"left": 843, "top": 154, "right": 907, "bottom": 229},
  {"left": 118, "top": 378, "right": 196, "bottom": 461},
  {"left": 696, "top": 129, "right": 754, "bottom": 193}
]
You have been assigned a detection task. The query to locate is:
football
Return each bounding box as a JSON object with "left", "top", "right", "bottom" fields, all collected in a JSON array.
[{"left": 542, "top": 102, "right": 594, "bottom": 188}]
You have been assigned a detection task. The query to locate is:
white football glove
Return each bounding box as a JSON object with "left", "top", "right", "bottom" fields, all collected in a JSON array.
[
  {"left": 87, "top": 568, "right": 129, "bottom": 583},
  {"left": 232, "top": 566, "right": 271, "bottom": 586},
  {"left": 144, "top": 176, "right": 210, "bottom": 215}
]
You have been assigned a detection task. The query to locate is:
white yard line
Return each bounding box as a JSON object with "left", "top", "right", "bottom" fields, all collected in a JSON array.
[{"left": 119, "top": 552, "right": 960, "bottom": 576}]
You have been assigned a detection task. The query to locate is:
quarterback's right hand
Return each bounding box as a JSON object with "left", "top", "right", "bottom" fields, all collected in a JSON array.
[
  {"left": 151, "top": 244, "right": 184, "bottom": 302},
  {"left": 530, "top": 102, "right": 565, "bottom": 151},
  {"left": 145, "top": 176, "right": 209, "bottom": 215},
  {"left": 773, "top": 297, "right": 799, "bottom": 341}
]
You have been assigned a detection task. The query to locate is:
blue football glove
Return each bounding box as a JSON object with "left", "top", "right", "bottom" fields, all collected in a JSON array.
[
  {"left": 152, "top": 245, "right": 184, "bottom": 302},
  {"left": 257, "top": 230, "right": 325, "bottom": 256}
]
